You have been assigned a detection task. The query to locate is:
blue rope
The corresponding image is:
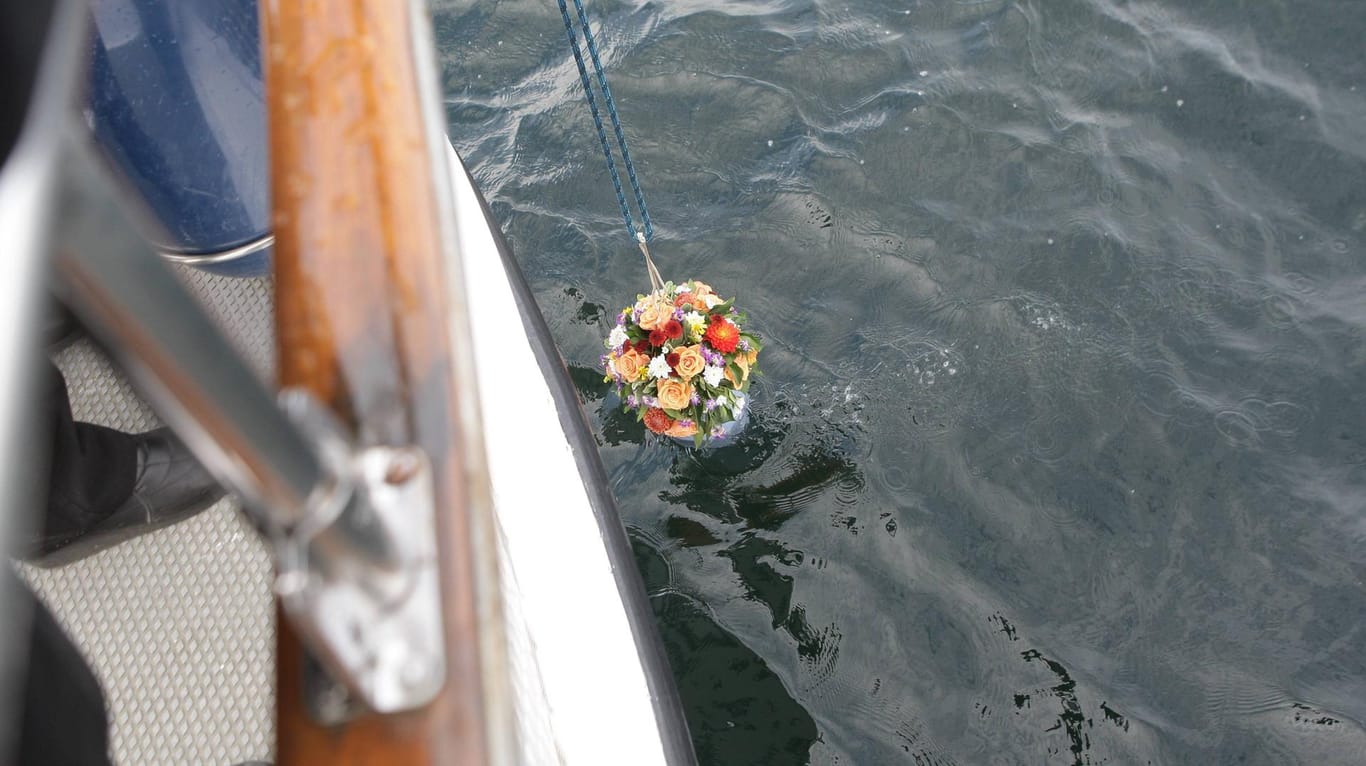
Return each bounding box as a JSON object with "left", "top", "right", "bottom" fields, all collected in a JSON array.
[{"left": 556, "top": 0, "right": 654, "bottom": 242}]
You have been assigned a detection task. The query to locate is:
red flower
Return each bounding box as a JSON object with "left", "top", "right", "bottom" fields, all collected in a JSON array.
[
  {"left": 664, "top": 319, "right": 684, "bottom": 340},
  {"left": 666, "top": 352, "right": 680, "bottom": 369},
  {"left": 648, "top": 329, "right": 667, "bottom": 346},
  {"left": 643, "top": 408, "right": 675, "bottom": 434},
  {"left": 704, "top": 318, "right": 740, "bottom": 353},
  {"left": 633, "top": 339, "right": 651, "bottom": 354}
]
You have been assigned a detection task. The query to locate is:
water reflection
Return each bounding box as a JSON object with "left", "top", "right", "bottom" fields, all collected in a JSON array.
[
  {"left": 622, "top": 387, "right": 868, "bottom": 764},
  {"left": 633, "top": 541, "right": 819, "bottom": 766},
  {"left": 447, "top": 0, "right": 1366, "bottom": 759}
]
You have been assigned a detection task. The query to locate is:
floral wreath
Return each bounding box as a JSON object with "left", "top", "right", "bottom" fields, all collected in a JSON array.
[{"left": 603, "top": 279, "right": 761, "bottom": 445}]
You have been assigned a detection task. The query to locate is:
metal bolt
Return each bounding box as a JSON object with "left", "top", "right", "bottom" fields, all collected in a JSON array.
[
  {"left": 401, "top": 651, "right": 431, "bottom": 690},
  {"left": 384, "top": 448, "right": 422, "bottom": 484},
  {"left": 275, "top": 570, "right": 310, "bottom": 598}
]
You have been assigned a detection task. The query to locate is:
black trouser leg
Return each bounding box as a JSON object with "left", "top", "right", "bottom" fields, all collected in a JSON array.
[
  {"left": 31, "top": 361, "right": 138, "bottom": 557},
  {"left": 6, "top": 572, "right": 112, "bottom": 766}
]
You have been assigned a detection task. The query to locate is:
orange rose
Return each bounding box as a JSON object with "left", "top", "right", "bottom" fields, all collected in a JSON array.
[
  {"left": 637, "top": 298, "right": 672, "bottom": 331},
  {"left": 733, "top": 348, "right": 758, "bottom": 384},
  {"left": 614, "top": 349, "right": 646, "bottom": 380},
  {"left": 673, "top": 345, "right": 705, "bottom": 380},
  {"left": 656, "top": 378, "right": 693, "bottom": 411},
  {"left": 693, "top": 282, "right": 723, "bottom": 309},
  {"left": 664, "top": 420, "right": 698, "bottom": 438}
]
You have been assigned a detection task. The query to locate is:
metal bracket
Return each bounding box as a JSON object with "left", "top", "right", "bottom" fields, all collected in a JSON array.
[
  {"left": 274, "top": 390, "right": 446, "bottom": 718},
  {"left": 54, "top": 141, "right": 445, "bottom": 718}
]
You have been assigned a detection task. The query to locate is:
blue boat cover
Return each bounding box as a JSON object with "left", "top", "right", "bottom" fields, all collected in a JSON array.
[{"left": 89, "top": 0, "right": 270, "bottom": 276}]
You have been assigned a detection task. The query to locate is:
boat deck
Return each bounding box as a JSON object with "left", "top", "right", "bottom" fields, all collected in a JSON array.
[{"left": 18, "top": 268, "right": 276, "bottom": 765}]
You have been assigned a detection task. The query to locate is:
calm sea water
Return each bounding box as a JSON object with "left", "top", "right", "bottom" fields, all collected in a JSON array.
[{"left": 437, "top": 0, "right": 1366, "bottom": 762}]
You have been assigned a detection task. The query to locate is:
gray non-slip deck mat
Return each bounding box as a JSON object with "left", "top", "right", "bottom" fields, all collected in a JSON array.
[{"left": 19, "top": 268, "right": 276, "bottom": 766}]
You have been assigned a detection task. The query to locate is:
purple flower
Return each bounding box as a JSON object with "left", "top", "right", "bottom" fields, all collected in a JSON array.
[
  {"left": 679, "top": 419, "right": 694, "bottom": 429},
  {"left": 701, "top": 346, "right": 723, "bottom": 366},
  {"left": 627, "top": 395, "right": 639, "bottom": 408},
  {"left": 710, "top": 425, "right": 726, "bottom": 438},
  {"left": 690, "top": 391, "right": 701, "bottom": 406},
  {"left": 738, "top": 339, "right": 750, "bottom": 352},
  {"left": 704, "top": 398, "right": 719, "bottom": 412},
  {"left": 672, "top": 307, "right": 685, "bottom": 321},
  {"left": 617, "top": 312, "right": 628, "bottom": 326}
]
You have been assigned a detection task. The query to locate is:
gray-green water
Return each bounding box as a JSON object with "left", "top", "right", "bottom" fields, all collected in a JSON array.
[{"left": 437, "top": 0, "right": 1366, "bottom": 762}]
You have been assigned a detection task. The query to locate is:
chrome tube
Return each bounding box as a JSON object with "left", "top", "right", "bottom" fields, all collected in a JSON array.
[
  {"left": 52, "top": 138, "right": 324, "bottom": 530},
  {"left": 0, "top": 0, "right": 86, "bottom": 756}
]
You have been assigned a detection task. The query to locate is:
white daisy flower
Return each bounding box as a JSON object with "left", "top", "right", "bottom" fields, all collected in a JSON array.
[
  {"left": 648, "top": 354, "right": 673, "bottom": 379},
  {"left": 703, "top": 364, "right": 724, "bottom": 387},
  {"left": 607, "top": 326, "right": 628, "bottom": 349}
]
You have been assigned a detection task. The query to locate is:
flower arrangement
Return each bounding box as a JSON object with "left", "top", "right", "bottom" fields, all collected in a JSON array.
[{"left": 603, "top": 279, "right": 761, "bottom": 446}]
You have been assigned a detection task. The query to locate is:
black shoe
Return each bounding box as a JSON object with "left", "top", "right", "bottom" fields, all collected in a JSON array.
[
  {"left": 31, "top": 428, "right": 225, "bottom": 567},
  {"left": 44, "top": 300, "right": 83, "bottom": 352}
]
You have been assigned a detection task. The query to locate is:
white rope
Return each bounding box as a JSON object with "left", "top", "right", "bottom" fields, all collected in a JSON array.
[{"left": 637, "top": 232, "right": 665, "bottom": 293}]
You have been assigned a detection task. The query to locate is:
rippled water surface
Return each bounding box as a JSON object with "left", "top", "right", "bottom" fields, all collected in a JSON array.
[{"left": 436, "top": 0, "right": 1366, "bottom": 762}]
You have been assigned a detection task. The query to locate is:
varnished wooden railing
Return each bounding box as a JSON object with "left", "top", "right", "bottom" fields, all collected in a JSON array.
[{"left": 262, "top": 2, "right": 502, "bottom": 763}]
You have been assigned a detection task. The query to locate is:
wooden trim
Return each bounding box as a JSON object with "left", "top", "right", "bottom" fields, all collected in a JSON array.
[{"left": 263, "top": 1, "right": 490, "bottom": 763}]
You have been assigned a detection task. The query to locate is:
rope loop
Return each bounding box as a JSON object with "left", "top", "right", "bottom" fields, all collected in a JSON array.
[{"left": 637, "top": 232, "right": 664, "bottom": 293}]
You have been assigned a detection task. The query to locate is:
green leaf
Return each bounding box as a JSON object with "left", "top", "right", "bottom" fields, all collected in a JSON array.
[{"left": 716, "top": 401, "right": 732, "bottom": 421}]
